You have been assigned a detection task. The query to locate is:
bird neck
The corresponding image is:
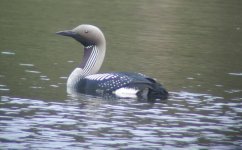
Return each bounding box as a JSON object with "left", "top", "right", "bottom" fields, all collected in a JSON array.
[
  {"left": 67, "top": 44, "right": 106, "bottom": 88},
  {"left": 79, "top": 45, "right": 106, "bottom": 76}
]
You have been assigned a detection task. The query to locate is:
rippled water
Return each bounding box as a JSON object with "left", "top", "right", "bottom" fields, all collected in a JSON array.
[
  {"left": 1, "top": 0, "right": 242, "bottom": 149},
  {"left": 1, "top": 92, "right": 241, "bottom": 149}
]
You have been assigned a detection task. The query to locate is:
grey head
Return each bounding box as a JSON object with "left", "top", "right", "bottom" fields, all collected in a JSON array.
[
  {"left": 56, "top": 24, "right": 106, "bottom": 47},
  {"left": 56, "top": 24, "right": 107, "bottom": 82}
]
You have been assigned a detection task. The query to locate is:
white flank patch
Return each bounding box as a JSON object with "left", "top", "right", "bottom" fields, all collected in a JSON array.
[{"left": 113, "top": 88, "right": 138, "bottom": 98}]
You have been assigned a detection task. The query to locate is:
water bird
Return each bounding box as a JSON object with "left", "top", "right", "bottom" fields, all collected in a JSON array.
[{"left": 56, "top": 24, "right": 168, "bottom": 101}]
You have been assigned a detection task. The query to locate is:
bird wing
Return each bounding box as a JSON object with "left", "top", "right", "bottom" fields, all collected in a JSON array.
[
  {"left": 78, "top": 72, "right": 167, "bottom": 100},
  {"left": 84, "top": 72, "right": 154, "bottom": 92}
]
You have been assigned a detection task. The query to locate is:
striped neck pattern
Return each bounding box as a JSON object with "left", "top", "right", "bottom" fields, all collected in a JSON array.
[
  {"left": 67, "top": 44, "right": 106, "bottom": 89},
  {"left": 81, "top": 45, "right": 100, "bottom": 76}
]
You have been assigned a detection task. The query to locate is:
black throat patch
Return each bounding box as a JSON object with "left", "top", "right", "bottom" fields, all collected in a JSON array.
[{"left": 78, "top": 45, "right": 94, "bottom": 69}]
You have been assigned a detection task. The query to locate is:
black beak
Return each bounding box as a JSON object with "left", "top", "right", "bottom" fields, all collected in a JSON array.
[
  {"left": 56, "top": 30, "right": 77, "bottom": 37},
  {"left": 56, "top": 30, "right": 88, "bottom": 46}
]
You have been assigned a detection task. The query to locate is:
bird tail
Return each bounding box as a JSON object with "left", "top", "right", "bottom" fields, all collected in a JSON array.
[
  {"left": 136, "top": 82, "right": 168, "bottom": 101},
  {"left": 147, "top": 83, "right": 168, "bottom": 101}
]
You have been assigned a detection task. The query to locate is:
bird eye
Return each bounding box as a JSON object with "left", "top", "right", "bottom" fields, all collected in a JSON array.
[{"left": 84, "top": 30, "right": 88, "bottom": 33}]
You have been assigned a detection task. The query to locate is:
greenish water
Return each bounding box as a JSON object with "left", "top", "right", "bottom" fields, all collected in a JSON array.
[{"left": 0, "top": 0, "right": 242, "bottom": 149}]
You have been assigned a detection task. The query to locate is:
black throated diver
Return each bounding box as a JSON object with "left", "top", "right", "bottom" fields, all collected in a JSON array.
[{"left": 56, "top": 24, "right": 168, "bottom": 100}]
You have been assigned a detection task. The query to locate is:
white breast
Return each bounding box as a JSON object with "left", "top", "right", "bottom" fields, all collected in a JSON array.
[{"left": 67, "top": 68, "right": 84, "bottom": 89}]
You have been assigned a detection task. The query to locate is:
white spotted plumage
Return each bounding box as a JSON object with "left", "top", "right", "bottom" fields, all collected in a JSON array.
[
  {"left": 85, "top": 73, "right": 116, "bottom": 81},
  {"left": 85, "top": 73, "right": 133, "bottom": 92}
]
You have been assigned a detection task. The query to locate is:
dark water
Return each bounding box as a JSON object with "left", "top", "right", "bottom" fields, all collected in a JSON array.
[{"left": 1, "top": 0, "right": 242, "bottom": 149}]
